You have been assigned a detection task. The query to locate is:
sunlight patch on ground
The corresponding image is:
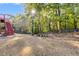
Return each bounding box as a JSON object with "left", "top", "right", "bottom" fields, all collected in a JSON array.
[
  {"left": 37, "top": 45, "right": 44, "bottom": 49},
  {"left": 65, "top": 40, "right": 79, "bottom": 48},
  {"left": 74, "top": 35, "right": 79, "bottom": 38},
  {"left": 1, "top": 37, "right": 24, "bottom": 48},
  {"left": 11, "top": 37, "right": 23, "bottom": 40},
  {"left": 19, "top": 46, "right": 32, "bottom": 56},
  {"left": 6, "top": 37, "right": 23, "bottom": 44}
]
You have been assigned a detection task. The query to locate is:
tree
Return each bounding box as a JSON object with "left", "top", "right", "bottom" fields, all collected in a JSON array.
[{"left": 13, "top": 3, "right": 79, "bottom": 34}]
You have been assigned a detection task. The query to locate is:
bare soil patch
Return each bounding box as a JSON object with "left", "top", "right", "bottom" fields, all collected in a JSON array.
[{"left": 0, "top": 33, "right": 79, "bottom": 56}]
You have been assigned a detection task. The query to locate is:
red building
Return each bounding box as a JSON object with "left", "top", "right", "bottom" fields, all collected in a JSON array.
[{"left": 0, "top": 14, "right": 14, "bottom": 36}]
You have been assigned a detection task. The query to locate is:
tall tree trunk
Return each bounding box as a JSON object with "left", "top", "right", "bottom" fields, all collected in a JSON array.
[
  {"left": 32, "top": 16, "right": 34, "bottom": 35},
  {"left": 38, "top": 12, "right": 41, "bottom": 35},
  {"left": 57, "top": 4, "right": 61, "bottom": 33},
  {"left": 73, "top": 4, "right": 77, "bottom": 32}
]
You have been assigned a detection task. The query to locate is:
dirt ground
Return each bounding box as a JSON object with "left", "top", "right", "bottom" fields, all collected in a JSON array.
[{"left": 0, "top": 33, "right": 79, "bottom": 56}]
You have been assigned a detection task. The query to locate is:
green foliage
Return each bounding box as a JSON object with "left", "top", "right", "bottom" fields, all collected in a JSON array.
[{"left": 13, "top": 3, "right": 79, "bottom": 34}]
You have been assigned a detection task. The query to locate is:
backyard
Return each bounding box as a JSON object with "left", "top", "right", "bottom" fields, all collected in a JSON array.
[{"left": 0, "top": 3, "right": 79, "bottom": 56}]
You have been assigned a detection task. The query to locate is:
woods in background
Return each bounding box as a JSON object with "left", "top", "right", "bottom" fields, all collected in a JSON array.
[{"left": 12, "top": 3, "right": 79, "bottom": 34}]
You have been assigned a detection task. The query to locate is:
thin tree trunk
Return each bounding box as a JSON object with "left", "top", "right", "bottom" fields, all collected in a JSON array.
[
  {"left": 38, "top": 12, "right": 41, "bottom": 35},
  {"left": 57, "top": 4, "right": 61, "bottom": 33},
  {"left": 48, "top": 18, "right": 51, "bottom": 32},
  {"left": 32, "top": 16, "right": 34, "bottom": 35},
  {"left": 74, "top": 18, "right": 77, "bottom": 32},
  {"left": 65, "top": 19, "right": 67, "bottom": 32}
]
